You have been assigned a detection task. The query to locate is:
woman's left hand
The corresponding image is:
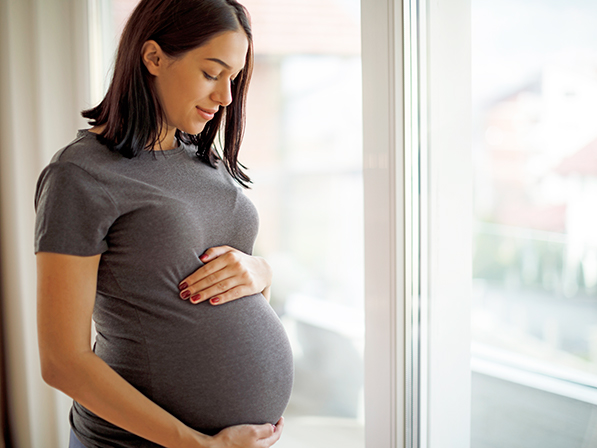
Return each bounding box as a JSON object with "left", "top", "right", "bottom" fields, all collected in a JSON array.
[{"left": 178, "top": 246, "right": 272, "bottom": 305}]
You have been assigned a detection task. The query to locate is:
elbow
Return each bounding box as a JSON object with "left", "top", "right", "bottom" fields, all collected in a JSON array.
[
  {"left": 38, "top": 336, "right": 92, "bottom": 393},
  {"left": 40, "top": 352, "right": 79, "bottom": 392},
  {"left": 40, "top": 356, "right": 64, "bottom": 389},
  {"left": 40, "top": 348, "right": 92, "bottom": 396}
]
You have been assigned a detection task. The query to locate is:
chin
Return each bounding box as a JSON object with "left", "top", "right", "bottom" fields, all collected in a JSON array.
[{"left": 180, "top": 123, "right": 207, "bottom": 136}]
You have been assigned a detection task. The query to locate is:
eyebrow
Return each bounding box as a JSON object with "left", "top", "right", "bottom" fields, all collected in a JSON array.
[{"left": 205, "top": 58, "right": 232, "bottom": 70}]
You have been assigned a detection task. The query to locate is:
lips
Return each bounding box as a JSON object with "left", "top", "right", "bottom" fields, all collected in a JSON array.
[{"left": 196, "top": 106, "right": 218, "bottom": 121}]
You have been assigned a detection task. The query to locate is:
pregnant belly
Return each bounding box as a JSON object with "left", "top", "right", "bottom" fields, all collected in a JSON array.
[{"left": 139, "top": 294, "right": 293, "bottom": 435}]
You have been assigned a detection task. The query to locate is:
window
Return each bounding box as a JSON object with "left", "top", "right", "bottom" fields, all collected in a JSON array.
[
  {"left": 471, "top": 1, "right": 597, "bottom": 446},
  {"left": 241, "top": 1, "right": 364, "bottom": 446}
]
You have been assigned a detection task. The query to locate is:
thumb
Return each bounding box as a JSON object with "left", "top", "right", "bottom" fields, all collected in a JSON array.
[{"left": 199, "top": 245, "right": 233, "bottom": 263}]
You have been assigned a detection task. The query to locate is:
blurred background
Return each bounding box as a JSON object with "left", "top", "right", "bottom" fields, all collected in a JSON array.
[{"left": 470, "top": 0, "right": 597, "bottom": 446}]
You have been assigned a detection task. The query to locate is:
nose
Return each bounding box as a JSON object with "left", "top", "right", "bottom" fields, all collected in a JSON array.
[{"left": 212, "top": 79, "right": 233, "bottom": 107}]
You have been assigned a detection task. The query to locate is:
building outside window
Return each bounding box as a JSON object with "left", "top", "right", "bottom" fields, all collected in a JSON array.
[{"left": 471, "top": 1, "right": 597, "bottom": 446}]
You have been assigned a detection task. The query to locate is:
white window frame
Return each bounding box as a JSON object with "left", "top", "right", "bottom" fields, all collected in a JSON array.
[
  {"left": 361, "top": 0, "right": 404, "bottom": 446},
  {"left": 362, "top": 0, "right": 471, "bottom": 446}
]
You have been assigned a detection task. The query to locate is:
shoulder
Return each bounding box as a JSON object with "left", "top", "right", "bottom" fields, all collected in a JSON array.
[
  {"left": 50, "top": 129, "right": 123, "bottom": 174},
  {"left": 36, "top": 131, "right": 124, "bottom": 211}
]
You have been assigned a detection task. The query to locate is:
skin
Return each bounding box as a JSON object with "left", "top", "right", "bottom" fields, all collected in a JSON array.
[
  {"left": 141, "top": 29, "right": 248, "bottom": 149},
  {"left": 39, "top": 31, "right": 281, "bottom": 448}
]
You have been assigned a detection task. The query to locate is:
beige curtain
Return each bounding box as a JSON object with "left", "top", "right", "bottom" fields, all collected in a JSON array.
[{"left": 0, "top": 0, "right": 91, "bottom": 446}]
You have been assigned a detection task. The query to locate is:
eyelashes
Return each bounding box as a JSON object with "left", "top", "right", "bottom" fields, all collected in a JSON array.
[{"left": 202, "top": 71, "right": 240, "bottom": 83}]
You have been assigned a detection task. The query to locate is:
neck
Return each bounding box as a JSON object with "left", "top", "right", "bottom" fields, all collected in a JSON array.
[{"left": 155, "top": 125, "right": 177, "bottom": 151}]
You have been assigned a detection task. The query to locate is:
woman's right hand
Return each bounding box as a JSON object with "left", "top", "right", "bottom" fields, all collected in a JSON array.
[{"left": 191, "top": 417, "right": 284, "bottom": 448}]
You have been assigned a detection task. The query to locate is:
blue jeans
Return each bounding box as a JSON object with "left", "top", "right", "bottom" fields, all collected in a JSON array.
[{"left": 69, "top": 428, "right": 86, "bottom": 448}]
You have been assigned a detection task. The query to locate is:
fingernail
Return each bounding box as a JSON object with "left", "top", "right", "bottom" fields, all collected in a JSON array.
[
  {"left": 178, "top": 282, "right": 188, "bottom": 291},
  {"left": 180, "top": 290, "right": 191, "bottom": 299},
  {"left": 190, "top": 294, "right": 201, "bottom": 304},
  {"left": 210, "top": 297, "right": 220, "bottom": 304},
  {"left": 199, "top": 254, "right": 208, "bottom": 261}
]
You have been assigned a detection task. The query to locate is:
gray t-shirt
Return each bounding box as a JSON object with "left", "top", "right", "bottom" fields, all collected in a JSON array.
[{"left": 35, "top": 130, "right": 293, "bottom": 447}]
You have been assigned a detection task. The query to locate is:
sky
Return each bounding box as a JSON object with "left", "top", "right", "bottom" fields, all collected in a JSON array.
[{"left": 472, "top": 0, "right": 597, "bottom": 108}]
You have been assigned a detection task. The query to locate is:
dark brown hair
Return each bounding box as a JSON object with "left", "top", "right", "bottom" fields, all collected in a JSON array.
[{"left": 83, "top": 0, "right": 254, "bottom": 187}]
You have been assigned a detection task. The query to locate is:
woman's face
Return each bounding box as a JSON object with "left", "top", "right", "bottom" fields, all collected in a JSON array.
[{"left": 143, "top": 30, "right": 249, "bottom": 137}]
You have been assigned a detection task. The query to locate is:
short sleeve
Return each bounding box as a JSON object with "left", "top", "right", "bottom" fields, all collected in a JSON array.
[{"left": 34, "top": 162, "right": 119, "bottom": 256}]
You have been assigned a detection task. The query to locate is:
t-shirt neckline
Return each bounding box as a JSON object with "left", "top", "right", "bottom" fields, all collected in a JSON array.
[{"left": 78, "top": 129, "right": 186, "bottom": 158}]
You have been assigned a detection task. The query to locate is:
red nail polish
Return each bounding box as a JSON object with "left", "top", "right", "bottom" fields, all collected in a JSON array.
[
  {"left": 210, "top": 297, "right": 220, "bottom": 304},
  {"left": 190, "top": 294, "right": 201, "bottom": 304},
  {"left": 199, "top": 254, "right": 208, "bottom": 261},
  {"left": 178, "top": 282, "right": 188, "bottom": 291},
  {"left": 180, "top": 290, "right": 191, "bottom": 299}
]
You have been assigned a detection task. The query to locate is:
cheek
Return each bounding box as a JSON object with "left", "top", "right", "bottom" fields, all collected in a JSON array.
[
  {"left": 156, "top": 76, "right": 192, "bottom": 122},
  {"left": 154, "top": 77, "right": 177, "bottom": 116},
  {"left": 156, "top": 70, "right": 210, "bottom": 121},
  {"left": 181, "top": 73, "right": 212, "bottom": 101}
]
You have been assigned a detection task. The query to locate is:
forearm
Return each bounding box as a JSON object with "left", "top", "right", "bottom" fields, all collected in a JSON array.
[{"left": 44, "top": 350, "right": 208, "bottom": 448}]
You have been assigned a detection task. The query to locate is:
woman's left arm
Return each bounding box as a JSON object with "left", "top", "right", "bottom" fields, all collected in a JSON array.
[{"left": 178, "top": 246, "right": 272, "bottom": 305}]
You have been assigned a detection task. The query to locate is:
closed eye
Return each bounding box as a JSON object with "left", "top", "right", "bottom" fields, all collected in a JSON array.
[{"left": 203, "top": 71, "right": 218, "bottom": 81}]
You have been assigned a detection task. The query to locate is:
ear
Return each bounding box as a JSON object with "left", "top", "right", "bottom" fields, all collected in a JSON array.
[{"left": 141, "top": 40, "right": 164, "bottom": 76}]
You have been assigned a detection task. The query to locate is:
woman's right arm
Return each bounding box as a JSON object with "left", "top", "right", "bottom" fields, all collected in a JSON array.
[{"left": 37, "top": 252, "right": 283, "bottom": 448}]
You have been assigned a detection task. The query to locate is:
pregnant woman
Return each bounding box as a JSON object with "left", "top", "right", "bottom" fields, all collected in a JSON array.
[{"left": 34, "top": 0, "right": 293, "bottom": 447}]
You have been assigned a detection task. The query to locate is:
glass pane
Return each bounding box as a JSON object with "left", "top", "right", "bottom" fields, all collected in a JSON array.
[
  {"left": 238, "top": 1, "right": 364, "bottom": 446},
  {"left": 96, "top": 2, "right": 364, "bottom": 447},
  {"left": 472, "top": 0, "right": 597, "bottom": 446}
]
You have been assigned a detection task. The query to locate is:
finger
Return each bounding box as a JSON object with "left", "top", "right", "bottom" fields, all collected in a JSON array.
[
  {"left": 249, "top": 422, "right": 277, "bottom": 441},
  {"left": 258, "top": 418, "right": 284, "bottom": 445},
  {"left": 191, "top": 276, "right": 246, "bottom": 304},
  {"left": 206, "top": 285, "right": 253, "bottom": 305},
  {"left": 179, "top": 252, "right": 239, "bottom": 295},
  {"left": 180, "top": 250, "right": 246, "bottom": 291},
  {"left": 187, "top": 276, "right": 234, "bottom": 303},
  {"left": 180, "top": 267, "right": 232, "bottom": 301},
  {"left": 274, "top": 416, "right": 284, "bottom": 434},
  {"left": 198, "top": 245, "right": 234, "bottom": 263},
  {"left": 178, "top": 257, "right": 227, "bottom": 291},
  {"left": 190, "top": 251, "right": 250, "bottom": 288},
  {"left": 179, "top": 271, "right": 222, "bottom": 301}
]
